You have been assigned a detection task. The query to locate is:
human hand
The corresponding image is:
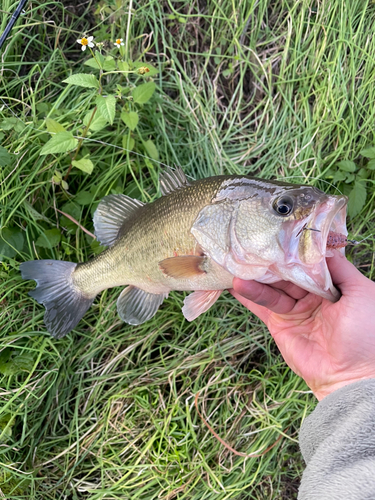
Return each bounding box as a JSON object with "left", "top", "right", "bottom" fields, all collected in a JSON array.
[{"left": 230, "top": 251, "right": 375, "bottom": 400}]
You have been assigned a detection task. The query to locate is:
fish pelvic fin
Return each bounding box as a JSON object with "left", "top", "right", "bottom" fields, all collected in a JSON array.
[
  {"left": 20, "top": 260, "right": 95, "bottom": 338},
  {"left": 182, "top": 290, "right": 222, "bottom": 322},
  {"left": 117, "top": 286, "right": 168, "bottom": 325},
  {"left": 93, "top": 194, "right": 145, "bottom": 247}
]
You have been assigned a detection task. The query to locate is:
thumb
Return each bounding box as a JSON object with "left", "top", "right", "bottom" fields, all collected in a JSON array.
[{"left": 327, "top": 250, "right": 367, "bottom": 293}]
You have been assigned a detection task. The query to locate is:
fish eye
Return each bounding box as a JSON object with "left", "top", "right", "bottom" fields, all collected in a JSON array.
[{"left": 273, "top": 195, "right": 294, "bottom": 216}]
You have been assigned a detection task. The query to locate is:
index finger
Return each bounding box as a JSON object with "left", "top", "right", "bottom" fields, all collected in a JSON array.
[{"left": 230, "top": 278, "right": 298, "bottom": 318}]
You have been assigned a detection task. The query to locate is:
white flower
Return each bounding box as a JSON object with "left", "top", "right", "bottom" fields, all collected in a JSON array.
[
  {"left": 114, "top": 38, "right": 124, "bottom": 48},
  {"left": 77, "top": 36, "right": 95, "bottom": 51}
]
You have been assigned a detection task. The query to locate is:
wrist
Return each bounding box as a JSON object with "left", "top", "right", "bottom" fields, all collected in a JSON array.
[{"left": 313, "top": 375, "right": 375, "bottom": 400}]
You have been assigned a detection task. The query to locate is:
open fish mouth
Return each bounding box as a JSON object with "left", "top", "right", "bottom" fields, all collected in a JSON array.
[
  {"left": 311, "top": 194, "right": 348, "bottom": 257},
  {"left": 289, "top": 194, "right": 348, "bottom": 300}
]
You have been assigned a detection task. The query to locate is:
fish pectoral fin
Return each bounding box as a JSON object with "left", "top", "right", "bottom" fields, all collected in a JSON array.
[
  {"left": 182, "top": 290, "right": 222, "bottom": 322},
  {"left": 117, "top": 286, "right": 168, "bottom": 325},
  {"left": 93, "top": 194, "right": 145, "bottom": 247},
  {"left": 159, "top": 165, "right": 190, "bottom": 196},
  {"left": 159, "top": 255, "right": 207, "bottom": 279}
]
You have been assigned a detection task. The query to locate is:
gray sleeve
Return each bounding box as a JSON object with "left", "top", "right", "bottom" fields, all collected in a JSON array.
[{"left": 298, "top": 379, "right": 375, "bottom": 500}]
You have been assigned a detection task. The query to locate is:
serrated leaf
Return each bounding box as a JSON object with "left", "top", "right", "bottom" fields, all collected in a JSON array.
[
  {"left": 348, "top": 181, "right": 367, "bottom": 218},
  {"left": 46, "top": 118, "right": 66, "bottom": 134},
  {"left": 75, "top": 191, "right": 92, "bottom": 205},
  {"left": 337, "top": 160, "right": 356, "bottom": 172},
  {"left": 360, "top": 146, "right": 375, "bottom": 159},
  {"left": 132, "top": 82, "right": 156, "bottom": 104},
  {"left": 118, "top": 61, "right": 130, "bottom": 72},
  {"left": 121, "top": 111, "right": 139, "bottom": 131},
  {"left": 144, "top": 139, "right": 159, "bottom": 161},
  {"left": 83, "top": 110, "right": 107, "bottom": 131},
  {"left": 344, "top": 173, "right": 355, "bottom": 183},
  {"left": 95, "top": 95, "right": 116, "bottom": 125},
  {"left": 0, "top": 146, "right": 12, "bottom": 167},
  {"left": 72, "top": 158, "right": 94, "bottom": 174},
  {"left": 0, "top": 118, "right": 18, "bottom": 130},
  {"left": 357, "top": 168, "right": 370, "bottom": 179},
  {"left": 0, "top": 228, "right": 24, "bottom": 258},
  {"left": 84, "top": 52, "right": 105, "bottom": 70},
  {"left": 333, "top": 170, "right": 346, "bottom": 183},
  {"left": 63, "top": 73, "right": 99, "bottom": 89},
  {"left": 132, "top": 62, "right": 159, "bottom": 77},
  {"left": 36, "top": 228, "right": 61, "bottom": 249},
  {"left": 122, "top": 135, "right": 135, "bottom": 151},
  {"left": 40, "top": 131, "right": 78, "bottom": 155},
  {"left": 103, "top": 56, "right": 116, "bottom": 71}
]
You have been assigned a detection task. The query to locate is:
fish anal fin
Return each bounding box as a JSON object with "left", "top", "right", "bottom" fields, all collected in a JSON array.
[
  {"left": 117, "top": 286, "right": 168, "bottom": 325},
  {"left": 93, "top": 194, "right": 145, "bottom": 247},
  {"left": 182, "top": 290, "right": 222, "bottom": 321},
  {"left": 159, "top": 256, "right": 207, "bottom": 279},
  {"left": 160, "top": 166, "right": 190, "bottom": 196}
]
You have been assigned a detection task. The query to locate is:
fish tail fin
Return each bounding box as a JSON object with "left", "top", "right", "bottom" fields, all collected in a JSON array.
[{"left": 20, "top": 260, "right": 95, "bottom": 338}]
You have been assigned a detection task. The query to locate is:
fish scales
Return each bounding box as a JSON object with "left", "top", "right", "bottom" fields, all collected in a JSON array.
[{"left": 20, "top": 167, "right": 349, "bottom": 338}]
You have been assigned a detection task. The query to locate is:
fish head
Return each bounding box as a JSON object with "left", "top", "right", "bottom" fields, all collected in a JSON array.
[{"left": 192, "top": 177, "right": 348, "bottom": 300}]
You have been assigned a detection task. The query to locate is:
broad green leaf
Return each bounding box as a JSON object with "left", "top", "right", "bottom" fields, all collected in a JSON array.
[
  {"left": 357, "top": 168, "right": 370, "bottom": 179},
  {"left": 144, "top": 139, "right": 159, "bottom": 160},
  {"left": 83, "top": 110, "right": 107, "bottom": 131},
  {"left": 132, "top": 62, "right": 159, "bottom": 77},
  {"left": 344, "top": 173, "right": 355, "bottom": 184},
  {"left": 122, "top": 135, "right": 135, "bottom": 151},
  {"left": 360, "top": 146, "right": 375, "bottom": 159},
  {"left": 337, "top": 160, "right": 356, "bottom": 172},
  {"left": 0, "top": 146, "right": 12, "bottom": 167},
  {"left": 0, "top": 349, "right": 11, "bottom": 374},
  {"left": 103, "top": 56, "right": 116, "bottom": 71},
  {"left": 46, "top": 118, "right": 66, "bottom": 134},
  {"left": 84, "top": 51, "right": 104, "bottom": 69},
  {"left": 0, "top": 117, "right": 25, "bottom": 133},
  {"left": 132, "top": 81, "right": 156, "bottom": 104},
  {"left": 95, "top": 95, "right": 116, "bottom": 125},
  {"left": 75, "top": 191, "right": 92, "bottom": 205},
  {"left": 348, "top": 181, "right": 367, "bottom": 218},
  {"left": 72, "top": 158, "right": 94, "bottom": 174},
  {"left": 121, "top": 111, "right": 139, "bottom": 131},
  {"left": 61, "top": 202, "right": 81, "bottom": 220},
  {"left": 84, "top": 58, "right": 101, "bottom": 69},
  {"left": 36, "top": 228, "right": 61, "bottom": 249},
  {"left": 0, "top": 349, "right": 34, "bottom": 377},
  {"left": 367, "top": 159, "right": 375, "bottom": 170},
  {"left": 13, "top": 353, "right": 35, "bottom": 372},
  {"left": 118, "top": 61, "right": 130, "bottom": 72},
  {"left": 0, "top": 228, "right": 24, "bottom": 258},
  {"left": 40, "top": 131, "right": 78, "bottom": 155},
  {"left": 63, "top": 73, "right": 99, "bottom": 89},
  {"left": 333, "top": 170, "right": 346, "bottom": 183}
]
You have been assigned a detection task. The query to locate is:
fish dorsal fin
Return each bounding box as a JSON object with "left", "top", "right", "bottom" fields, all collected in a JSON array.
[
  {"left": 182, "top": 290, "right": 222, "bottom": 321},
  {"left": 117, "top": 286, "right": 168, "bottom": 325},
  {"left": 93, "top": 194, "right": 144, "bottom": 246},
  {"left": 160, "top": 166, "right": 190, "bottom": 196},
  {"left": 159, "top": 255, "right": 207, "bottom": 279}
]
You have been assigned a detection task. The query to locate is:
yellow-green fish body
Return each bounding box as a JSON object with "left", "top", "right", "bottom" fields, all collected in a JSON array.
[{"left": 21, "top": 167, "right": 348, "bottom": 338}]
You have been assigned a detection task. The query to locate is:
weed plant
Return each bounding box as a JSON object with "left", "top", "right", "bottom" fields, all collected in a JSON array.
[{"left": 0, "top": 0, "right": 374, "bottom": 498}]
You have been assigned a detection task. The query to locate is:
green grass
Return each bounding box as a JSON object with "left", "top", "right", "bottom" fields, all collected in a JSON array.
[{"left": 0, "top": 0, "right": 374, "bottom": 498}]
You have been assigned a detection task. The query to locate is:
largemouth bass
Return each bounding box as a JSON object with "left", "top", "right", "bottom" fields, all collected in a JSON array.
[{"left": 20, "top": 167, "right": 348, "bottom": 338}]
